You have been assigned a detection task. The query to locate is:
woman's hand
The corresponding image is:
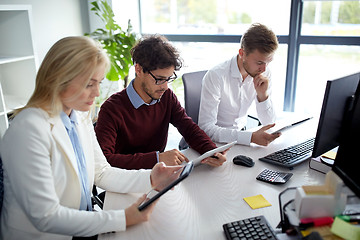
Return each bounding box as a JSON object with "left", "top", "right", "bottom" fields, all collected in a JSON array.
[
  {"left": 150, "top": 162, "right": 183, "bottom": 191},
  {"left": 124, "top": 194, "right": 157, "bottom": 227}
]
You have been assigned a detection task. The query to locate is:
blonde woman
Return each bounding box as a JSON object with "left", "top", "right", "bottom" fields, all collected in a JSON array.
[{"left": 0, "top": 36, "right": 182, "bottom": 240}]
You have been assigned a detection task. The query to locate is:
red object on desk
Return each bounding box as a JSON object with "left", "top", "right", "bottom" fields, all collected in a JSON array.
[{"left": 300, "top": 216, "right": 334, "bottom": 227}]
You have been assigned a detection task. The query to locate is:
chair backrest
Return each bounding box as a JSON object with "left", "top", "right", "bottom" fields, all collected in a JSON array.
[
  {"left": 0, "top": 156, "right": 3, "bottom": 217},
  {"left": 182, "top": 70, "right": 207, "bottom": 124}
]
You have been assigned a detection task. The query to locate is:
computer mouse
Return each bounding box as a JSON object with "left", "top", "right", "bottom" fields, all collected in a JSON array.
[{"left": 233, "top": 155, "right": 255, "bottom": 167}]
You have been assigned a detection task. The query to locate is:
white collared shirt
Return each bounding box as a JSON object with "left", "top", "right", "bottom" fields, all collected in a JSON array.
[{"left": 198, "top": 55, "right": 276, "bottom": 145}]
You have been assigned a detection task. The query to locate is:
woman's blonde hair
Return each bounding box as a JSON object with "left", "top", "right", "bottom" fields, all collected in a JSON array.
[{"left": 13, "top": 36, "right": 109, "bottom": 117}]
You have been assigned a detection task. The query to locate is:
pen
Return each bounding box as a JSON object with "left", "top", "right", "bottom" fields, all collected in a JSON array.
[
  {"left": 272, "top": 117, "right": 313, "bottom": 134},
  {"left": 290, "top": 117, "right": 313, "bottom": 127}
]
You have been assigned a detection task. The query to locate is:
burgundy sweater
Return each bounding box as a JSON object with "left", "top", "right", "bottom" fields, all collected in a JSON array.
[{"left": 95, "top": 88, "right": 216, "bottom": 170}]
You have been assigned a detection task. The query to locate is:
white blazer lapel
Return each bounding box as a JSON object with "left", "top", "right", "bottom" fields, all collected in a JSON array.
[{"left": 49, "top": 116, "right": 79, "bottom": 173}]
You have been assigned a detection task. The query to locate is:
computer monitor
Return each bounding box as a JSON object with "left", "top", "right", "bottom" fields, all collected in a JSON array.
[
  {"left": 311, "top": 72, "right": 360, "bottom": 158},
  {"left": 332, "top": 84, "right": 360, "bottom": 198}
]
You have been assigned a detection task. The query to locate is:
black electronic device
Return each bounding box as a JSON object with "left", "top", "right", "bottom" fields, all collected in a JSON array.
[
  {"left": 233, "top": 155, "right": 254, "bottom": 167},
  {"left": 138, "top": 161, "right": 194, "bottom": 211},
  {"left": 332, "top": 82, "right": 360, "bottom": 198},
  {"left": 223, "top": 215, "right": 278, "bottom": 240},
  {"left": 259, "top": 72, "right": 360, "bottom": 168},
  {"left": 259, "top": 138, "right": 315, "bottom": 168},
  {"left": 312, "top": 72, "right": 360, "bottom": 158},
  {"left": 256, "top": 168, "right": 293, "bottom": 184}
]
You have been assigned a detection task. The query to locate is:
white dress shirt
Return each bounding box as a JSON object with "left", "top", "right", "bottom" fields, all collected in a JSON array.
[{"left": 198, "top": 55, "right": 276, "bottom": 145}]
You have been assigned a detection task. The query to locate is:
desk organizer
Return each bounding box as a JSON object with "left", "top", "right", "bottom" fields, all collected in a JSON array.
[{"left": 294, "top": 171, "right": 347, "bottom": 219}]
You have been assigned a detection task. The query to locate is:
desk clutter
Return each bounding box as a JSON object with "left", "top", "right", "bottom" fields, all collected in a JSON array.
[
  {"left": 222, "top": 171, "right": 360, "bottom": 240},
  {"left": 278, "top": 171, "right": 359, "bottom": 239}
]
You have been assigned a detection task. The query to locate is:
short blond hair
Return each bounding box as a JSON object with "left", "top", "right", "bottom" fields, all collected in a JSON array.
[{"left": 14, "top": 36, "right": 109, "bottom": 117}]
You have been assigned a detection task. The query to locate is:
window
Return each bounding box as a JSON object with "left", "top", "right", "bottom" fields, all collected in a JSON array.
[
  {"left": 302, "top": 1, "right": 360, "bottom": 36},
  {"left": 296, "top": 45, "right": 360, "bottom": 115},
  {"left": 112, "top": 0, "right": 360, "bottom": 115},
  {"left": 139, "top": 0, "right": 290, "bottom": 35}
]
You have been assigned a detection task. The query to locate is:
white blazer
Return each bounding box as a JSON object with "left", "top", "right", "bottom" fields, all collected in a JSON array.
[{"left": 0, "top": 108, "right": 152, "bottom": 240}]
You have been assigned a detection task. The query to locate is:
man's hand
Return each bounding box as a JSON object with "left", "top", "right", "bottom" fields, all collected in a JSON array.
[
  {"left": 125, "top": 194, "right": 157, "bottom": 227},
  {"left": 159, "top": 149, "right": 189, "bottom": 166},
  {"left": 253, "top": 74, "right": 269, "bottom": 102},
  {"left": 251, "top": 123, "right": 281, "bottom": 146},
  {"left": 150, "top": 162, "right": 184, "bottom": 191},
  {"left": 201, "top": 151, "right": 227, "bottom": 167}
]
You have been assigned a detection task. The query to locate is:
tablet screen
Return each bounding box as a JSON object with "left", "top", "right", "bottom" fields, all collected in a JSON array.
[{"left": 138, "top": 161, "right": 194, "bottom": 211}]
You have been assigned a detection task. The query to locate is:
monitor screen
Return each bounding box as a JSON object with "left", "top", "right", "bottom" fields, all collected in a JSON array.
[
  {"left": 332, "top": 84, "right": 360, "bottom": 198},
  {"left": 311, "top": 72, "right": 360, "bottom": 158}
]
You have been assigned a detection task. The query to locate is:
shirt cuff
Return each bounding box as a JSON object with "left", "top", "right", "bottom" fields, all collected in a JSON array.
[
  {"left": 119, "top": 210, "right": 127, "bottom": 231},
  {"left": 256, "top": 96, "right": 272, "bottom": 110},
  {"left": 237, "top": 131, "right": 252, "bottom": 146},
  {"left": 156, "top": 151, "right": 160, "bottom": 163}
]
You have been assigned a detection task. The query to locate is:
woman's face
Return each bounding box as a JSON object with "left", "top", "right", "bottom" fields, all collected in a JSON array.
[{"left": 61, "top": 66, "right": 105, "bottom": 116}]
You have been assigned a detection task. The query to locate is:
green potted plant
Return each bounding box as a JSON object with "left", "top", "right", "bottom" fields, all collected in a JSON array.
[{"left": 85, "top": 0, "right": 137, "bottom": 90}]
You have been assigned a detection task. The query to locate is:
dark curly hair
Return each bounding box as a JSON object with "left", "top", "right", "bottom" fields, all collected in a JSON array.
[
  {"left": 240, "top": 23, "right": 278, "bottom": 55},
  {"left": 131, "top": 34, "right": 183, "bottom": 73}
]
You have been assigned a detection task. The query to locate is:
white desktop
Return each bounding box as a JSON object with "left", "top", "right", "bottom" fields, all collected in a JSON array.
[{"left": 99, "top": 118, "right": 325, "bottom": 240}]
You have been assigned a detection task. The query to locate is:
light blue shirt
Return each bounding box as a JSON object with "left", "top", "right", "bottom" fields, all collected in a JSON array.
[
  {"left": 126, "top": 80, "right": 159, "bottom": 109},
  {"left": 60, "top": 111, "right": 92, "bottom": 211}
]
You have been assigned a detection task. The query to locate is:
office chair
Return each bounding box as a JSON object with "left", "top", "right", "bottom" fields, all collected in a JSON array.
[
  {"left": 0, "top": 156, "right": 3, "bottom": 217},
  {"left": 178, "top": 70, "right": 208, "bottom": 150},
  {"left": 92, "top": 185, "right": 104, "bottom": 210},
  {"left": 178, "top": 70, "right": 260, "bottom": 150},
  {"left": 91, "top": 121, "right": 105, "bottom": 210}
]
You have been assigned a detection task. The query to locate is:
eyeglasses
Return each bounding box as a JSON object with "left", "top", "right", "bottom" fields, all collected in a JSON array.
[{"left": 148, "top": 71, "right": 177, "bottom": 85}]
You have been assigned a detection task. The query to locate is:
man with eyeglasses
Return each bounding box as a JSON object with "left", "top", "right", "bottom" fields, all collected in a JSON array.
[
  {"left": 95, "top": 34, "right": 227, "bottom": 170},
  {"left": 198, "top": 23, "right": 281, "bottom": 147}
]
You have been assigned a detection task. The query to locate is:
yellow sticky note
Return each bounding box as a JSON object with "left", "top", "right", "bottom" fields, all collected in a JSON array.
[
  {"left": 322, "top": 151, "right": 337, "bottom": 160},
  {"left": 243, "top": 194, "right": 272, "bottom": 209},
  {"left": 331, "top": 217, "right": 360, "bottom": 240}
]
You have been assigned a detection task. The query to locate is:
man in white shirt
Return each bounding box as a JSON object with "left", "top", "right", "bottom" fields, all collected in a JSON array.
[{"left": 198, "top": 23, "right": 281, "bottom": 146}]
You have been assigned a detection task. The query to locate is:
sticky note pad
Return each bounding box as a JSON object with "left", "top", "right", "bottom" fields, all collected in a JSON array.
[
  {"left": 322, "top": 151, "right": 337, "bottom": 160},
  {"left": 243, "top": 194, "right": 272, "bottom": 209},
  {"left": 331, "top": 217, "right": 360, "bottom": 240}
]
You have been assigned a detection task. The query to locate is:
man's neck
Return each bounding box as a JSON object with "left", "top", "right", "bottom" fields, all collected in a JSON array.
[{"left": 132, "top": 78, "right": 152, "bottom": 104}]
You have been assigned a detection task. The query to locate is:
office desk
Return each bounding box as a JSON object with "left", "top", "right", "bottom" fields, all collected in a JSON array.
[{"left": 99, "top": 118, "right": 325, "bottom": 240}]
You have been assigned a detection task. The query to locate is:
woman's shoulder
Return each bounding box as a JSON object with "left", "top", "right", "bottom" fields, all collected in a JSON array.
[{"left": 13, "top": 108, "right": 49, "bottom": 124}]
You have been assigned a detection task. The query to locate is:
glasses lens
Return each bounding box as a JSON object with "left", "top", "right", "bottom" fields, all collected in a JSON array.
[
  {"left": 152, "top": 72, "right": 177, "bottom": 85},
  {"left": 155, "top": 79, "right": 167, "bottom": 85}
]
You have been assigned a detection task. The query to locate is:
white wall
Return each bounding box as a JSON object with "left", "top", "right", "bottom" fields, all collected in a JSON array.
[{"left": 0, "top": 0, "right": 89, "bottom": 64}]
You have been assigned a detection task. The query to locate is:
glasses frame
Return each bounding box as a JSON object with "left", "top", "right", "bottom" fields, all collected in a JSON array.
[{"left": 148, "top": 71, "right": 177, "bottom": 85}]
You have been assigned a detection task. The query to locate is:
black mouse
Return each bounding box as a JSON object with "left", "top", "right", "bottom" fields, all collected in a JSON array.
[{"left": 233, "top": 155, "right": 255, "bottom": 167}]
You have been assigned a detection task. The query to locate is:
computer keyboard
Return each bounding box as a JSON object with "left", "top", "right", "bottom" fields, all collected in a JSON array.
[
  {"left": 259, "top": 137, "right": 315, "bottom": 168},
  {"left": 223, "top": 215, "right": 278, "bottom": 240}
]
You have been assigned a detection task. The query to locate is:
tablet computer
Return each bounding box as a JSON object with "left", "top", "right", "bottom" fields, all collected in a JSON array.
[
  {"left": 138, "top": 161, "right": 194, "bottom": 211},
  {"left": 191, "top": 141, "right": 236, "bottom": 166}
]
